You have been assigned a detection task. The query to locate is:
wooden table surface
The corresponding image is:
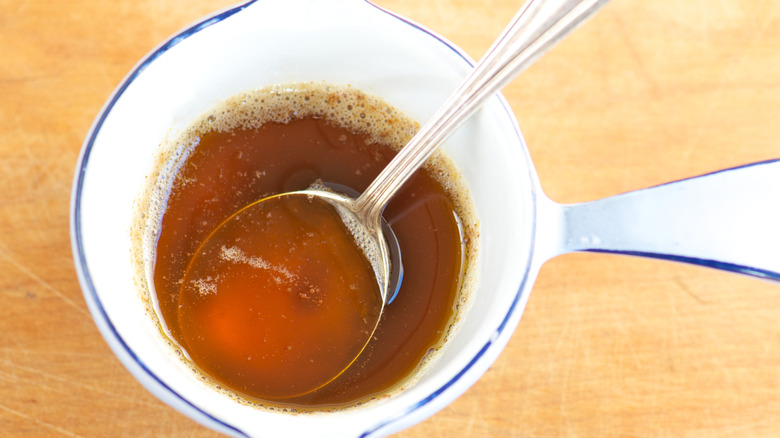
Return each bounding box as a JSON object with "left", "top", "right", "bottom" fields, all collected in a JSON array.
[{"left": 2, "top": 0, "right": 779, "bottom": 436}]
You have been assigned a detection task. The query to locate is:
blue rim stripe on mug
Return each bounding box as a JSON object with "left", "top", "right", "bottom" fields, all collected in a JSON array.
[
  {"left": 589, "top": 249, "right": 780, "bottom": 282},
  {"left": 71, "top": 1, "right": 533, "bottom": 436}
]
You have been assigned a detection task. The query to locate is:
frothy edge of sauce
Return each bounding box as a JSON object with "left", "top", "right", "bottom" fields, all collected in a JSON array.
[{"left": 130, "top": 81, "right": 480, "bottom": 414}]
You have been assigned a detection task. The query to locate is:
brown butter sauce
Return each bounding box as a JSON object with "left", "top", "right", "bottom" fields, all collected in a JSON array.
[{"left": 151, "top": 84, "right": 472, "bottom": 408}]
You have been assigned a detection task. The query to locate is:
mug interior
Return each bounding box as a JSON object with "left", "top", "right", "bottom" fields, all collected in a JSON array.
[{"left": 71, "top": 0, "right": 540, "bottom": 435}]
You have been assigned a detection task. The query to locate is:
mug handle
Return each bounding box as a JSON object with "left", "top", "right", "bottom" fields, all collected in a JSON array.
[{"left": 537, "top": 159, "right": 780, "bottom": 282}]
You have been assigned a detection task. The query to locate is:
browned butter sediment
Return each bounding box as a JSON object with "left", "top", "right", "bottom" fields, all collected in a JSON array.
[{"left": 135, "top": 83, "right": 477, "bottom": 409}]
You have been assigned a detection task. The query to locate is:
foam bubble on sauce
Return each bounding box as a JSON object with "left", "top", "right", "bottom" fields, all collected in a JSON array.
[
  {"left": 188, "top": 83, "right": 418, "bottom": 150},
  {"left": 131, "top": 81, "right": 480, "bottom": 412},
  {"left": 219, "top": 244, "right": 298, "bottom": 284},
  {"left": 190, "top": 277, "right": 218, "bottom": 296},
  {"left": 335, "top": 204, "right": 387, "bottom": 294}
]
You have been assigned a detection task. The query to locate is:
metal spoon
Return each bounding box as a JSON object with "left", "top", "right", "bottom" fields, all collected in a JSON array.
[{"left": 185, "top": 0, "right": 611, "bottom": 396}]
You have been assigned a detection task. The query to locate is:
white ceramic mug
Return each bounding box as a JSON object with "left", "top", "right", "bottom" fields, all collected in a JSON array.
[{"left": 70, "top": 0, "right": 780, "bottom": 436}]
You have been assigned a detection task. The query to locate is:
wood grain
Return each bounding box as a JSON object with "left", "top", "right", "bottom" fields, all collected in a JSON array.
[{"left": 1, "top": 0, "right": 778, "bottom": 436}]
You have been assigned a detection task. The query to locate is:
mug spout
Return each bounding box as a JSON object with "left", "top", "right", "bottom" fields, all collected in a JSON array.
[{"left": 539, "top": 159, "right": 780, "bottom": 282}]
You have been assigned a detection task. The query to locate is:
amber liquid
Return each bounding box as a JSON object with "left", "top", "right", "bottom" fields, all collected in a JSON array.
[{"left": 154, "top": 117, "right": 464, "bottom": 407}]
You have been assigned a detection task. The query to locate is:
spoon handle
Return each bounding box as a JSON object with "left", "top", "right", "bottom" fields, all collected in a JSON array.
[{"left": 354, "top": 0, "right": 611, "bottom": 219}]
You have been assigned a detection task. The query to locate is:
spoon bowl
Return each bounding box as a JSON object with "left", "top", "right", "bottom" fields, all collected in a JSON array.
[{"left": 176, "top": 189, "right": 387, "bottom": 399}]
